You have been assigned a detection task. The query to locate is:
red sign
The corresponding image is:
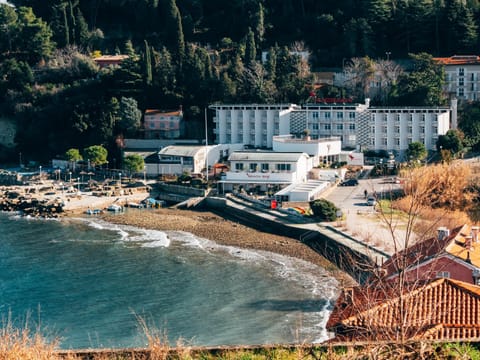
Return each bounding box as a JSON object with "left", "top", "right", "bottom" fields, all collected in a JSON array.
[{"left": 315, "top": 98, "right": 353, "bottom": 103}]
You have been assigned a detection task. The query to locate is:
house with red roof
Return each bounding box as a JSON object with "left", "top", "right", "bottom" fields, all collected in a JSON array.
[
  {"left": 93, "top": 55, "right": 129, "bottom": 68},
  {"left": 327, "top": 277, "right": 480, "bottom": 342},
  {"left": 143, "top": 108, "right": 184, "bottom": 140},
  {"left": 434, "top": 55, "right": 480, "bottom": 102},
  {"left": 382, "top": 224, "right": 480, "bottom": 285}
]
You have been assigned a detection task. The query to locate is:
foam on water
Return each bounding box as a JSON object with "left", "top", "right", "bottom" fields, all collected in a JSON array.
[
  {"left": 79, "top": 218, "right": 171, "bottom": 247},
  {"left": 0, "top": 213, "right": 340, "bottom": 347}
]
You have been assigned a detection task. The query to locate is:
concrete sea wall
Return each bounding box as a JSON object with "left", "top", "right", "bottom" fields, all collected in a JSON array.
[{"left": 202, "top": 197, "right": 376, "bottom": 283}]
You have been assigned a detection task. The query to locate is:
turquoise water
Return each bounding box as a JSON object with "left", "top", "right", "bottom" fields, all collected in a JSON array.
[{"left": 0, "top": 212, "right": 338, "bottom": 349}]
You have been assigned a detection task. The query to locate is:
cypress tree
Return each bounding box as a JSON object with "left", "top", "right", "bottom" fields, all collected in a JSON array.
[
  {"left": 144, "top": 39, "right": 152, "bottom": 85},
  {"left": 244, "top": 27, "right": 256, "bottom": 66},
  {"left": 75, "top": 7, "right": 89, "bottom": 47},
  {"left": 164, "top": 0, "right": 185, "bottom": 63},
  {"left": 68, "top": 1, "right": 76, "bottom": 45},
  {"left": 62, "top": 3, "right": 70, "bottom": 46}
]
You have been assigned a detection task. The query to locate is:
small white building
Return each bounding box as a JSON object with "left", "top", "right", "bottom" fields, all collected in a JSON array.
[
  {"left": 272, "top": 135, "right": 341, "bottom": 166},
  {"left": 156, "top": 145, "right": 207, "bottom": 175},
  {"left": 219, "top": 151, "right": 310, "bottom": 194}
]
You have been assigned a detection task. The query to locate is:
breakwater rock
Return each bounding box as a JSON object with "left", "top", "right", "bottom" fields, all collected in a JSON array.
[{"left": 0, "top": 190, "right": 64, "bottom": 218}]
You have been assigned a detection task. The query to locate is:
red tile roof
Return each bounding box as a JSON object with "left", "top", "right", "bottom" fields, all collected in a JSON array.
[
  {"left": 434, "top": 55, "right": 480, "bottom": 65},
  {"left": 144, "top": 109, "right": 182, "bottom": 117},
  {"left": 382, "top": 225, "right": 466, "bottom": 276},
  {"left": 327, "top": 278, "right": 480, "bottom": 342}
]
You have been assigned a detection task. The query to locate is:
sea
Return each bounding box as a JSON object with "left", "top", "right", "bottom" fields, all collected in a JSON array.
[{"left": 0, "top": 211, "right": 339, "bottom": 349}]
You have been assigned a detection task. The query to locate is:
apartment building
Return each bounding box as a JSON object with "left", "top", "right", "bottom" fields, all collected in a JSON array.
[
  {"left": 210, "top": 100, "right": 454, "bottom": 159},
  {"left": 434, "top": 55, "right": 480, "bottom": 102}
]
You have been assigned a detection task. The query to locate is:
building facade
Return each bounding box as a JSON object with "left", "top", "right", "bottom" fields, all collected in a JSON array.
[
  {"left": 144, "top": 109, "right": 183, "bottom": 140},
  {"left": 434, "top": 55, "right": 480, "bottom": 102},
  {"left": 219, "top": 151, "right": 310, "bottom": 194},
  {"left": 211, "top": 100, "right": 454, "bottom": 159}
]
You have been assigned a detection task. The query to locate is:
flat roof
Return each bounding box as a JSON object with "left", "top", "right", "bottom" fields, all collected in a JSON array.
[
  {"left": 158, "top": 146, "right": 205, "bottom": 157},
  {"left": 228, "top": 151, "right": 308, "bottom": 162}
]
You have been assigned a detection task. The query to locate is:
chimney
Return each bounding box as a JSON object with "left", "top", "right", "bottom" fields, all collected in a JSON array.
[
  {"left": 465, "top": 235, "right": 473, "bottom": 250},
  {"left": 437, "top": 227, "right": 450, "bottom": 241},
  {"left": 344, "top": 287, "right": 355, "bottom": 305},
  {"left": 472, "top": 226, "right": 480, "bottom": 243}
]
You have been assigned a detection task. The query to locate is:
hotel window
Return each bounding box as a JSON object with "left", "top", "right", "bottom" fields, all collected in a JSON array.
[
  {"left": 459, "top": 88, "right": 464, "bottom": 96},
  {"left": 472, "top": 73, "right": 476, "bottom": 81},
  {"left": 349, "top": 112, "right": 356, "bottom": 119},
  {"left": 395, "top": 138, "right": 400, "bottom": 146},
  {"left": 336, "top": 124, "right": 343, "bottom": 130},
  {"left": 324, "top": 112, "right": 331, "bottom": 119},
  {"left": 276, "top": 163, "right": 291, "bottom": 171},
  {"left": 459, "top": 68, "right": 465, "bottom": 76},
  {"left": 382, "top": 138, "right": 387, "bottom": 145},
  {"left": 312, "top": 123, "right": 319, "bottom": 130},
  {"left": 336, "top": 112, "right": 344, "bottom": 119},
  {"left": 325, "top": 124, "right": 331, "bottom": 130},
  {"left": 312, "top": 112, "right": 319, "bottom": 119},
  {"left": 382, "top": 126, "right": 387, "bottom": 133},
  {"left": 394, "top": 126, "right": 400, "bottom": 133},
  {"left": 235, "top": 163, "right": 244, "bottom": 171},
  {"left": 261, "top": 163, "right": 269, "bottom": 171},
  {"left": 420, "top": 126, "right": 425, "bottom": 134},
  {"left": 249, "top": 163, "right": 258, "bottom": 172},
  {"left": 408, "top": 126, "right": 412, "bottom": 133},
  {"left": 349, "top": 123, "right": 355, "bottom": 130},
  {"left": 459, "top": 77, "right": 464, "bottom": 86}
]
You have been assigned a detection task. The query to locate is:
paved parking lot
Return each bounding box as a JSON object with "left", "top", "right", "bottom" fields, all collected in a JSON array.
[{"left": 323, "top": 177, "right": 407, "bottom": 255}]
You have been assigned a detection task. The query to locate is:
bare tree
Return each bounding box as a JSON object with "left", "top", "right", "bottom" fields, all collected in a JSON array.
[{"left": 328, "top": 161, "right": 479, "bottom": 351}]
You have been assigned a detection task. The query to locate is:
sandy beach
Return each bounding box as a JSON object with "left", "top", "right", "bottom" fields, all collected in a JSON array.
[{"left": 93, "top": 206, "right": 354, "bottom": 286}]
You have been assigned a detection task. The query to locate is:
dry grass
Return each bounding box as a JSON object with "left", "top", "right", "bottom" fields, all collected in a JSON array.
[{"left": 0, "top": 322, "right": 60, "bottom": 360}]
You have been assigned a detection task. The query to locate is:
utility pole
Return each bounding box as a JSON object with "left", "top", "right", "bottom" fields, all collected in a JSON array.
[{"left": 205, "top": 108, "right": 209, "bottom": 183}]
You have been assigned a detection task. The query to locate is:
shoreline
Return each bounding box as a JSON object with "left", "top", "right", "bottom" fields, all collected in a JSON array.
[{"left": 90, "top": 207, "right": 355, "bottom": 286}]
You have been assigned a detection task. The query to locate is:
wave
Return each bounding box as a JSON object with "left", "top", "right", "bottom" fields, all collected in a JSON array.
[{"left": 76, "top": 218, "right": 171, "bottom": 247}]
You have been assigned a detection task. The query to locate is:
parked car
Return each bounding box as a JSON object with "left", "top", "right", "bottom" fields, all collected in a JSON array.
[
  {"left": 340, "top": 179, "right": 359, "bottom": 186},
  {"left": 367, "top": 197, "right": 377, "bottom": 206}
]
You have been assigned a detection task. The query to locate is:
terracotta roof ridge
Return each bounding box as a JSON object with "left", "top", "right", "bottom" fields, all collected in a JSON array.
[{"left": 445, "top": 278, "right": 480, "bottom": 297}]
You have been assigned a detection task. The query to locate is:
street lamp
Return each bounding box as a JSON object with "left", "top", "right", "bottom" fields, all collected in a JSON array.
[
  {"left": 386, "top": 51, "right": 391, "bottom": 61},
  {"left": 143, "top": 166, "right": 146, "bottom": 183},
  {"left": 39, "top": 165, "right": 42, "bottom": 179},
  {"left": 69, "top": 171, "right": 72, "bottom": 184}
]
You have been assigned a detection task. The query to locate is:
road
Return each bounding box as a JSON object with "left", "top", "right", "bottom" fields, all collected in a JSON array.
[{"left": 323, "top": 177, "right": 407, "bottom": 256}]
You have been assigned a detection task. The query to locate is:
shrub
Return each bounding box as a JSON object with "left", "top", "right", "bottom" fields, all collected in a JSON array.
[{"left": 309, "top": 199, "right": 339, "bottom": 221}]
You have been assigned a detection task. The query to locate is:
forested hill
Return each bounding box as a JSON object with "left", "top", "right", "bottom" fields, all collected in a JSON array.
[
  {"left": 0, "top": 0, "right": 478, "bottom": 162},
  {"left": 8, "top": 0, "right": 480, "bottom": 66}
]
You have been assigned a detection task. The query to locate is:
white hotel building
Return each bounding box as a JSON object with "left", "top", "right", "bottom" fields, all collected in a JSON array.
[{"left": 210, "top": 99, "right": 455, "bottom": 159}]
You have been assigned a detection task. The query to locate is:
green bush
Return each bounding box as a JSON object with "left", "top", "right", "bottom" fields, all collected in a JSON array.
[{"left": 309, "top": 199, "right": 339, "bottom": 221}]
